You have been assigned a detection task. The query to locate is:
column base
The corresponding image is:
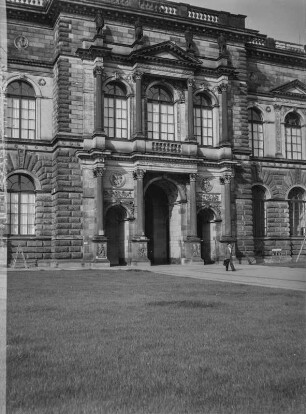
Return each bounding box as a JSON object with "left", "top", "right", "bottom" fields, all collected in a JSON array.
[
  {"left": 92, "top": 235, "right": 110, "bottom": 266},
  {"left": 130, "top": 237, "right": 151, "bottom": 265},
  {"left": 183, "top": 237, "right": 203, "bottom": 264}
]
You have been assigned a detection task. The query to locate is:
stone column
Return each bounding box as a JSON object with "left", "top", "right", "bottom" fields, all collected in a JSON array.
[
  {"left": 189, "top": 173, "right": 197, "bottom": 237},
  {"left": 131, "top": 168, "right": 150, "bottom": 265},
  {"left": 187, "top": 78, "right": 195, "bottom": 141},
  {"left": 274, "top": 104, "right": 283, "bottom": 158},
  {"left": 93, "top": 65, "right": 104, "bottom": 135},
  {"left": 133, "top": 71, "right": 143, "bottom": 137},
  {"left": 133, "top": 168, "right": 146, "bottom": 236},
  {"left": 183, "top": 173, "right": 202, "bottom": 264},
  {"left": 220, "top": 171, "right": 233, "bottom": 240},
  {"left": 92, "top": 165, "right": 109, "bottom": 266},
  {"left": 219, "top": 83, "right": 230, "bottom": 145}
]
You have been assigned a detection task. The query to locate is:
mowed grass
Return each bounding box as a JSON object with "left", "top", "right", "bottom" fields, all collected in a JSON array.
[{"left": 7, "top": 269, "right": 306, "bottom": 414}]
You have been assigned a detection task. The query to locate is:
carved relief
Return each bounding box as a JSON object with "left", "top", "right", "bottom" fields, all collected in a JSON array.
[
  {"left": 133, "top": 169, "right": 146, "bottom": 180},
  {"left": 109, "top": 172, "right": 126, "bottom": 188},
  {"left": 220, "top": 172, "right": 232, "bottom": 185},
  {"left": 192, "top": 243, "right": 200, "bottom": 257},
  {"left": 97, "top": 242, "right": 107, "bottom": 259},
  {"left": 93, "top": 167, "right": 105, "bottom": 178},
  {"left": 14, "top": 35, "right": 28, "bottom": 49},
  {"left": 274, "top": 104, "right": 282, "bottom": 155},
  {"left": 201, "top": 178, "right": 213, "bottom": 192},
  {"left": 104, "top": 189, "right": 133, "bottom": 199}
]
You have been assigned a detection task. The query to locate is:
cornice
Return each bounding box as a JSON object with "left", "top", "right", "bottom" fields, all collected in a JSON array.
[{"left": 246, "top": 45, "right": 306, "bottom": 68}]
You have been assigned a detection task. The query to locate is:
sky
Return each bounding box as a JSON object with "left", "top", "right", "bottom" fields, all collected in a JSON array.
[{"left": 169, "top": 0, "right": 306, "bottom": 45}]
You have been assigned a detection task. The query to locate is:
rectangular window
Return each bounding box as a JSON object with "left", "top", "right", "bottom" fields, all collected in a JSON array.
[
  {"left": 6, "top": 97, "right": 36, "bottom": 140},
  {"left": 194, "top": 107, "right": 213, "bottom": 146},
  {"left": 7, "top": 193, "right": 35, "bottom": 235}
]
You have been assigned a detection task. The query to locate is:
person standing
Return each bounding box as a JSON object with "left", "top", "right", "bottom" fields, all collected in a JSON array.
[{"left": 224, "top": 243, "right": 236, "bottom": 271}]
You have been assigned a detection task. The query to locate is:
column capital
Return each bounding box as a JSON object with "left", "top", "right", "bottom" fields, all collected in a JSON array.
[
  {"left": 93, "top": 65, "right": 104, "bottom": 77},
  {"left": 133, "top": 168, "right": 146, "bottom": 180},
  {"left": 220, "top": 172, "right": 232, "bottom": 185},
  {"left": 190, "top": 173, "right": 198, "bottom": 182},
  {"left": 218, "top": 82, "right": 228, "bottom": 93},
  {"left": 187, "top": 78, "right": 195, "bottom": 88},
  {"left": 132, "top": 71, "right": 144, "bottom": 82},
  {"left": 93, "top": 166, "right": 105, "bottom": 178}
]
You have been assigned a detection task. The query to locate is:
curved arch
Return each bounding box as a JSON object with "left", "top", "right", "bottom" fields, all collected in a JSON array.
[
  {"left": 194, "top": 87, "right": 219, "bottom": 107},
  {"left": 145, "top": 80, "right": 175, "bottom": 101},
  {"left": 282, "top": 108, "right": 305, "bottom": 125},
  {"left": 197, "top": 205, "right": 221, "bottom": 220},
  {"left": 103, "top": 77, "right": 133, "bottom": 96},
  {"left": 251, "top": 183, "right": 271, "bottom": 199},
  {"left": 144, "top": 176, "right": 186, "bottom": 202},
  {"left": 6, "top": 170, "right": 41, "bottom": 192},
  {"left": 285, "top": 185, "right": 306, "bottom": 200},
  {"left": 105, "top": 202, "right": 131, "bottom": 219},
  {"left": 4, "top": 74, "right": 42, "bottom": 97}
]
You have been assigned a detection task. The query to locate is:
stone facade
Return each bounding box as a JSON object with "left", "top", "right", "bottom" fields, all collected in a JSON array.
[{"left": 4, "top": 0, "right": 306, "bottom": 267}]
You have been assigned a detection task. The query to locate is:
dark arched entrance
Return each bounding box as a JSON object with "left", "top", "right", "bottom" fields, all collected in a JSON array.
[
  {"left": 145, "top": 184, "right": 170, "bottom": 265},
  {"left": 197, "top": 208, "right": 218, "bottom": 264},
  {"left": 105, "top": 205, "right": 127, "bottom": 266}
]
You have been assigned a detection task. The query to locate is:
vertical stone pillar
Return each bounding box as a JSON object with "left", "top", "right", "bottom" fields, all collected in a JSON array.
[
  {"left": 133, "top": 71, "right": 143, "bottom": 137},
  {"left": 274, "top": 104, "right": 283, "bottom": 158},
  {"left": 93, "top": 65, "right": 104, "bottom": 135},
  {"left": 187, "top": 78, "right": 195, "bottom": 141},
  {"left": 189, "top": 173, "right": 197, "bottom": 237},
  {"left": 219, "top": 83, "right": 230, "bottom": 145},
  {"left": 133, "top": 168, "right": 146, "bottom": 236},
  {"left": 220, "top": 171, "right": 233, "bottom": 241},
  {"left": 183, "top": 173, "right": 202, "bottom": 264},
  {"left": 92, "top": 165, "right": 109, "bottom": 266},
  {"left": 131, "top": 168, "right": 150, "bottom": 265}
]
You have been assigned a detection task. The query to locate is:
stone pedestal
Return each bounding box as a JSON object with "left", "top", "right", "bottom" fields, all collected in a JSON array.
[
  {"left": 130, "top": 237, "right": 151, "bottom": 266},
  {"left": 182, "top": 237, "right": 203, "bottom": 264},
  {"left": 92, "top": 235, "right": 110, "bottom": 267}
]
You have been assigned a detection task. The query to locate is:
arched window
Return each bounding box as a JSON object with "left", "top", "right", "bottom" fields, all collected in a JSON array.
[
  {"left": 288, "top": 187, "right": 305, "bottom": 236},
  {"left": 285, "top": 112, "right": 302, "bottom": 160},
  {"left": 252, "top": 185, "right": 266, "bottom": 237},
  {"left": 104, "top": 82, "right": 128, "bottom": 139},
  {"left": 6, "top": 80, "right": 36, "bottom": 140},
  {"left": 194, "top": 93, "right": 213, "bottom": 146},
  {"left": 147, "top": 85, "right": 174, "bottom": 141},
  {"left": 7, "top": 174, "right": 35, "bottom": 235},
  {"left": 248, "top": 108, "right": 264, "bottom": 157}
]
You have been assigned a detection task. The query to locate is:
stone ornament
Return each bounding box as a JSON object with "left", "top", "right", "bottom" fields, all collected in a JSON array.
[
  {"left": 192, "top": 243, "right": 200, "bottom": 257},
  {"left": 109, "top": 172, "right": 126, "bottom": 188},
  {"left": 201, "top": 178, "right": 213, "bottom": 192},
  {"left": 97, "top": 242, "right": 107, "bottom": 259},
  {"left": 38, "top": 78, "right": 46, "bottom": 86},
  {"left": 220, "top": 172, "right": 232, "bottom": 185},
  {"left": 14, "top": 35, "right": 29, "bottom": 50}
]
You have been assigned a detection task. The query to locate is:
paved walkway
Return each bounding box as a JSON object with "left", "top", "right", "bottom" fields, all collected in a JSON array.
[{"left": 123, "top": 263, "right": 306, "bottom": 292}]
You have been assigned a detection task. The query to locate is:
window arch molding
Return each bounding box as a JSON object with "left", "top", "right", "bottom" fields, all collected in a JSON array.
[
  {"left": 103, "top": 80, "right": 130, "bottom": 139},
  {"left": 5, "top": 75, "right": 42, "bottom": 141},
  {"left": 6, "top": 169, "right": 41, "bottom": 192}
]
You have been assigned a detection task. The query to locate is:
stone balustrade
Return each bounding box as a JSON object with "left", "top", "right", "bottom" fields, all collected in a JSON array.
[
  {"left": 188, "top": 8, "right": 218, "bottom": 23},
  {"left": 152, "top": 142, "right": 182, "bottom": 154},
  {"left": 7, "top": 0, "right": 46, "bottom": 5},
  {"left": 275, "top": 40, "right": 305, "bottom": 54}
]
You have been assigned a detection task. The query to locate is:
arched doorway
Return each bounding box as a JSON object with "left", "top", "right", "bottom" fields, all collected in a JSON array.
[
  {"left": 197, "top": 208, "right": 218, "bottom": 264},
  {"left": 105, "top": 205, "right": 127, "bottom": 266},
  {"left": 145, "top": 184, "right": 170, "bottom": 265}
]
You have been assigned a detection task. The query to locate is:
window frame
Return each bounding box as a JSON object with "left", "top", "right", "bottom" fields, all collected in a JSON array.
[
  {"left": 288, "top": 187, "right": 306, "bottom": 236},
  {"left": 6, "top": 80, "right": 36, "bottom": 140},
  {"left": 285, "top": 112, "right": 302, "bottom": 160},
  {"left": 104, "top": 82, "right": 128, "bottom": 139},
  {"left": 193, "top": 93, "right": 213, "bottom": 146},
  {"left": 147, "top": 85, "right": 175, "bottom": 141},
  {"left": 7, "top": 174, "right": 36, "bottom": 236},
  {"left": 252, "top": 185, "right": 267, "bottom": 238},
  {"left": 248, "top": 108, "right": 264, "bottom": 158}
]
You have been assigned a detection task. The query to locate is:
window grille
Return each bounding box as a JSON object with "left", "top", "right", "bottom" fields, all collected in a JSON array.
[
  {"left": 147, "top": 86, "right": 174, "bottom": 141},
  {"left": 194, "top": 94, "right": 213, "bottom": 146},
  {"left": 104, "top": 82, "right": 128, "bottom": 139}
]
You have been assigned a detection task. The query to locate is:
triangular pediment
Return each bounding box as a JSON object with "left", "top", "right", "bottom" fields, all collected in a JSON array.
[
  {"left": 128, "top": 41, "right": 202, "bottom": 67},
  {"left": 271, "top": 80, "right": 306, "bottom": 98}
]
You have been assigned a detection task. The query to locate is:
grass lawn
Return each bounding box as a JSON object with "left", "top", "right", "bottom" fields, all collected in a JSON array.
[{"left": 7, "top": 269, "right": 306, "bottom": 414}]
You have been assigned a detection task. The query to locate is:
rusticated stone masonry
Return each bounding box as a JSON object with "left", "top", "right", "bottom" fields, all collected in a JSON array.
[{"left": 51, "top": 149, "right": 83, "bottom": 262}]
